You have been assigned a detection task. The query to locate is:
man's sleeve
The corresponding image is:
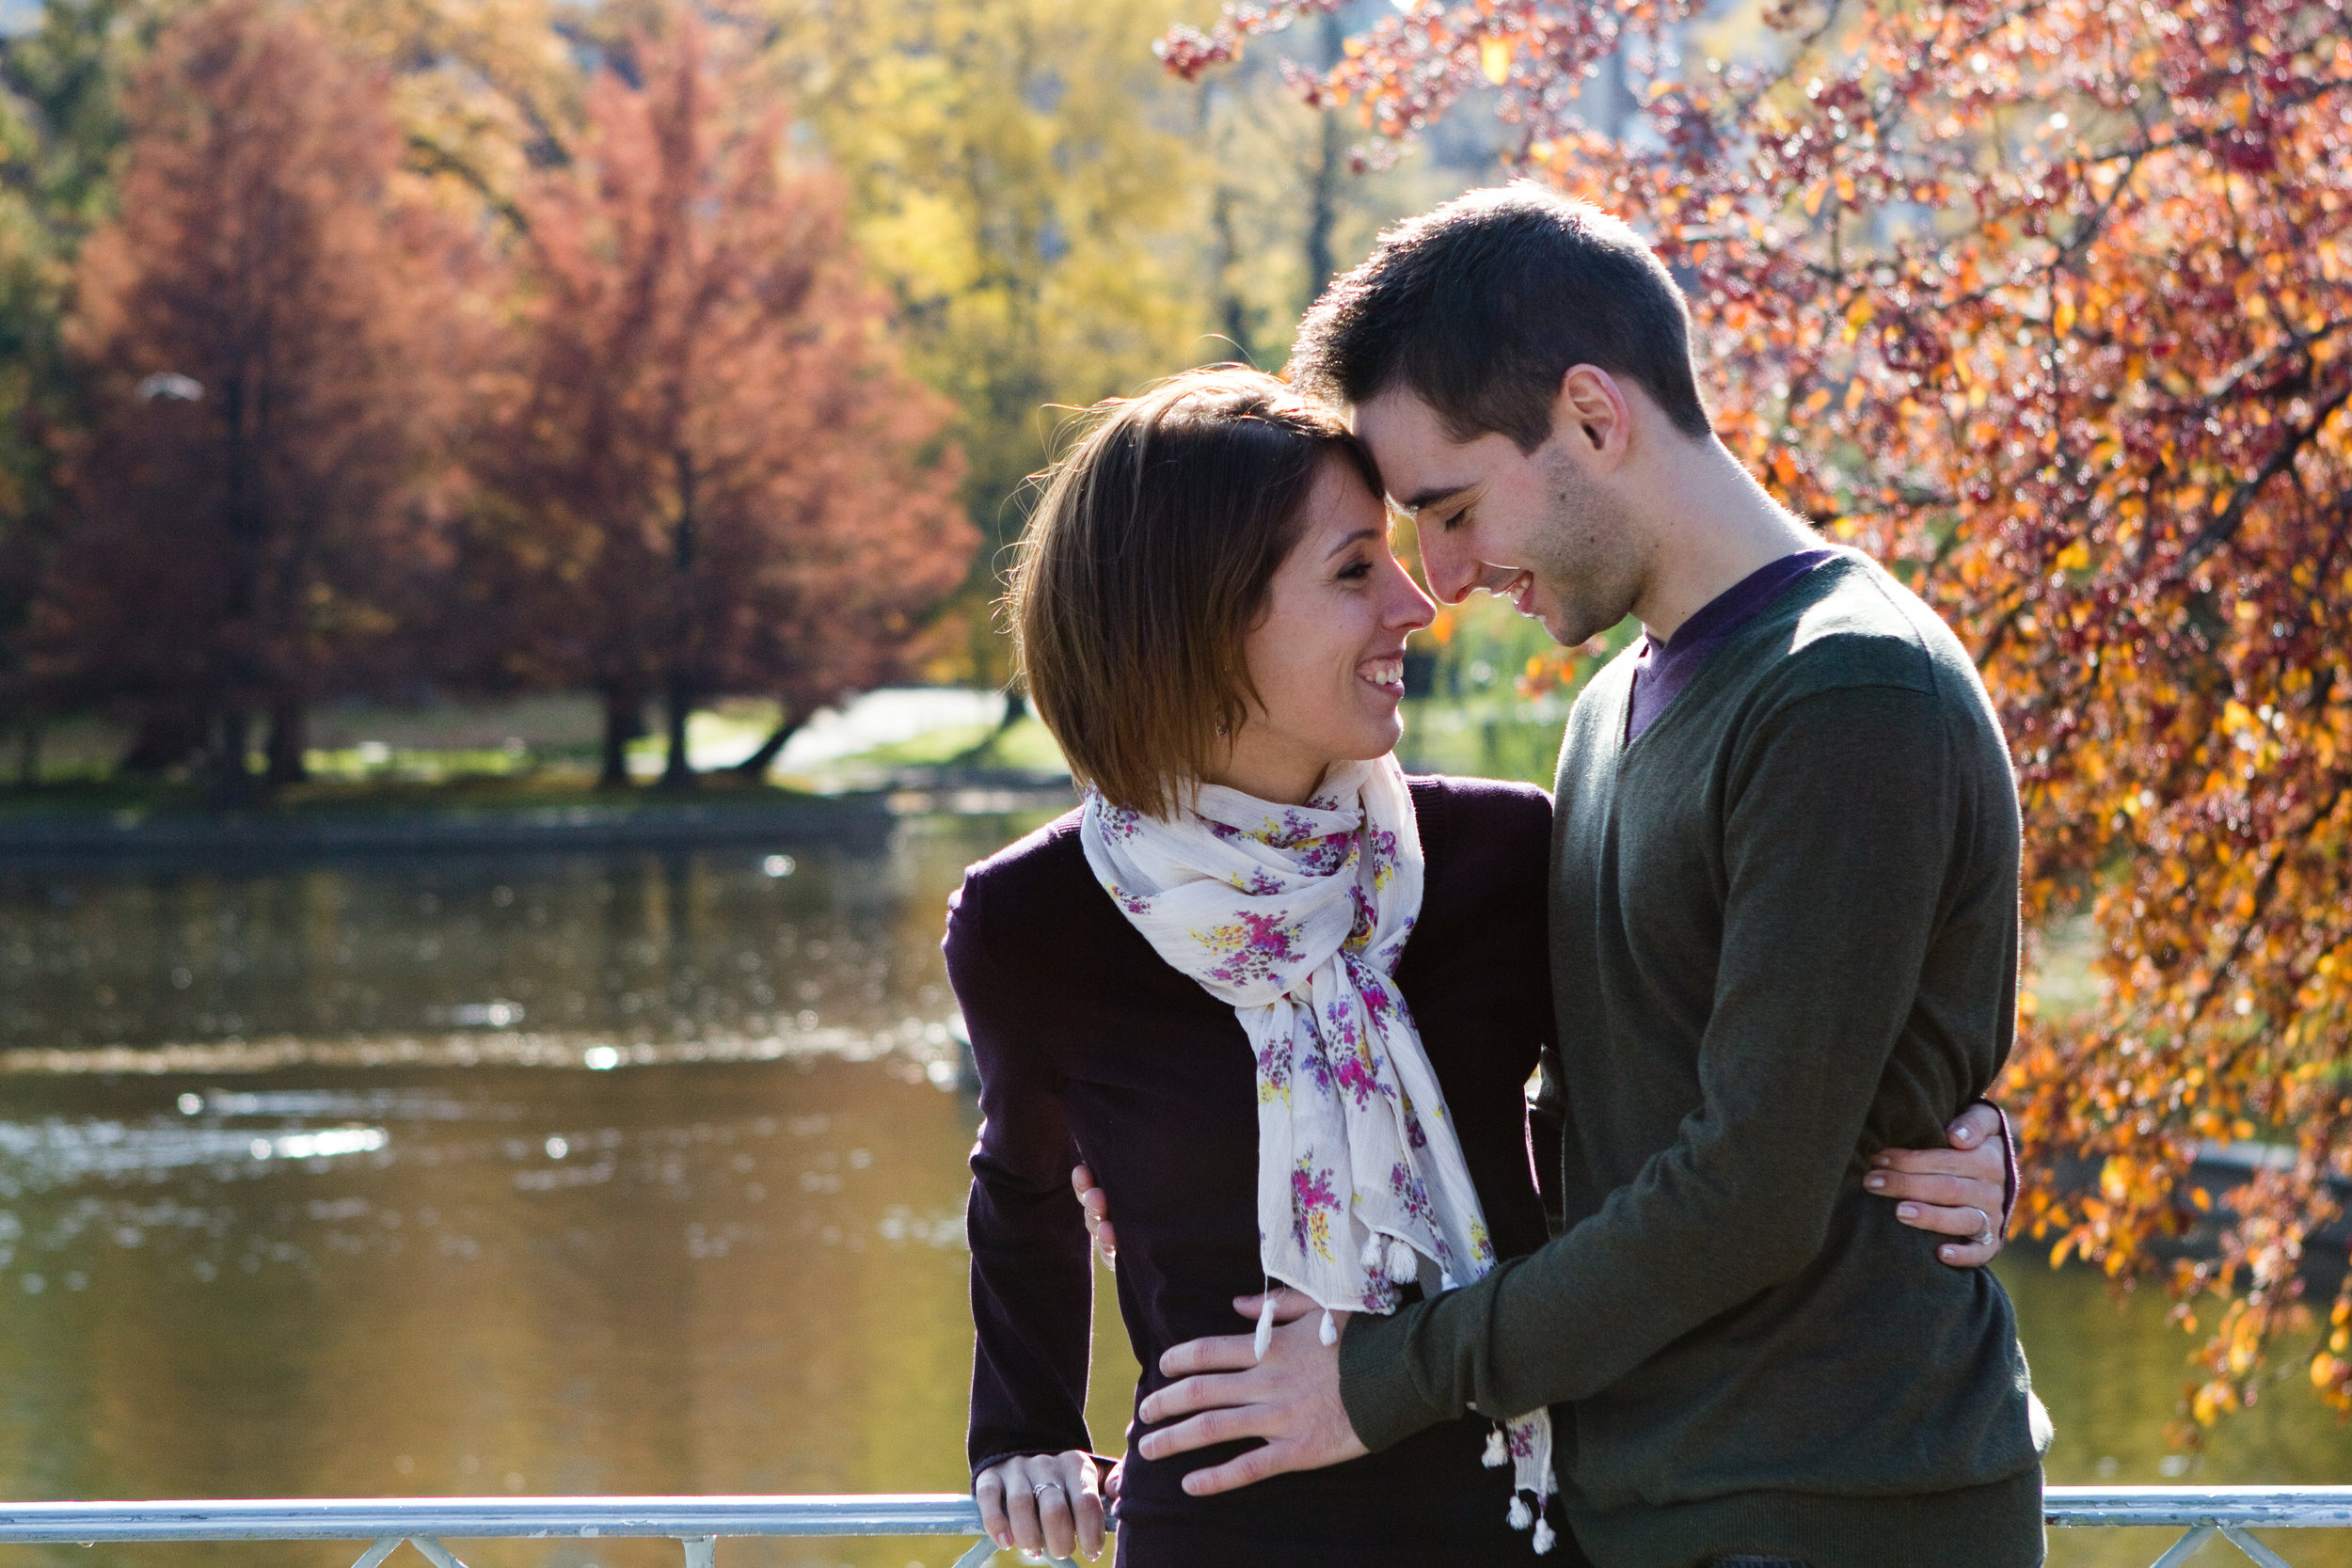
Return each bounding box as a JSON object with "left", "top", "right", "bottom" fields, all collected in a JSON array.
[{"left": 1338, "top": 681, "right": 1960, "bottom": 1448}]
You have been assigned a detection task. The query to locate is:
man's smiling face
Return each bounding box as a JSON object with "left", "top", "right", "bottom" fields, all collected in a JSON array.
[{"left": 1354, "top": 385, "right": 1644, "bottom": 649}]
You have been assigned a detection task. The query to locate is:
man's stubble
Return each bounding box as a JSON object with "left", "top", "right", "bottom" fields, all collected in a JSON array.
[{"left": 1528, "top": 442, "right": 1646, "bottom": 650}]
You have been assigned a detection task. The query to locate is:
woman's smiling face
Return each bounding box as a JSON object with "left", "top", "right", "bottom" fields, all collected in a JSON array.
[{"left": 1212, "top": 456, "right": 1437, "bottom": 805}]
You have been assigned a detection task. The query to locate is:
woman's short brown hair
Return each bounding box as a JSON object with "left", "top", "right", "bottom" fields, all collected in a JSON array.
[{"left": 1010, "top": 367, "right": 1381, "bottom": 817}]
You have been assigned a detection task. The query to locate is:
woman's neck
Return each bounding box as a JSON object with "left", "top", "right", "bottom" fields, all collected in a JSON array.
[{"left": 1200, "top": 736, "right": 1330, "bottom": 807}]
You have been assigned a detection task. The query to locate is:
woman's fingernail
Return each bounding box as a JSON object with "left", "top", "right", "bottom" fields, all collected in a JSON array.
[
  {"left": 1898, "top": 1203, "right": 1919, "bottom": 1220},
  {"left": 1866, "top": 1173, "right": 1885, "bottom": 1190}
]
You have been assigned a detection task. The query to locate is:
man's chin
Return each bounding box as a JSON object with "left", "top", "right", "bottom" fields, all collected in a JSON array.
[{"left": 1537, "top": 610, "right": 1591, "bottom": 648}]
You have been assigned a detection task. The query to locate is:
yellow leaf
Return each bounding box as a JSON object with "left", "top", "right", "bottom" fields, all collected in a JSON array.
[
  {"left": 2054, "top": 297, "right": 2076, "bottom": 335},
  {"left": 1480, "top": 37, "right": 1511, "bottom": 85},
  {"left": 1804, "top": 182, "right": 1827, "bottom": 217},
  {"left": 2056, "top": 541, "right": 2090, "bottom": 572}
]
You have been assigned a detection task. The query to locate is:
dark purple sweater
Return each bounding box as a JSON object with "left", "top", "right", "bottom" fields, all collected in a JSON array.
[{"left": 946, "top": 776, "right": 1579, "bottom": 1567}]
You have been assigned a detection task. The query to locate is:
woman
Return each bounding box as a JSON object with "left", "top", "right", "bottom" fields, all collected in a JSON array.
[{"left": 946, "top": 369, "right": 2010, "bottom": 1566}]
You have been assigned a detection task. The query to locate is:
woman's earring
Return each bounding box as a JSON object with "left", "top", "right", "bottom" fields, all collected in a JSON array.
[{"left": 1215, "top": 717, "right": 1230, "bottom": 738}]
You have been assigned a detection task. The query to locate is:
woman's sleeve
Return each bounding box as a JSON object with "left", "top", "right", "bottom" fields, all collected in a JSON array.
[{"left": 947, "top": 874, "right": 1096, "bottom": 1476}]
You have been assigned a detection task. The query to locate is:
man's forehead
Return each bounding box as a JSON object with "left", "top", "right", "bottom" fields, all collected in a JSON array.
[
  {"left": 1353, "top": 391, "right": 1481, "bottom": 509},
  {"left": 1350, "top": 387, "right": 1444, "bottom": 445}
]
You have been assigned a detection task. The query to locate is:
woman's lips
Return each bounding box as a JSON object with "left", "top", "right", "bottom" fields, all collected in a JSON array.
[{"left": 1357, "top": 655, "right": 1406, "bottom": 695}]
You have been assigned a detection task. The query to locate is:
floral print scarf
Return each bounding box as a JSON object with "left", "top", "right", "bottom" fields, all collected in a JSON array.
[{"left": 1078, "top": 754, "right": 1557, "bottom": 1550}]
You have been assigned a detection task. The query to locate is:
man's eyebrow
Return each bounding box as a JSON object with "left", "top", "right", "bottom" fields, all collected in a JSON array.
[
  {"left": 1399, "top": 483, "right": 1475, "bottom": 514},
  {"left": 1322, "top": 527, "right": 1383, "bottom": 560}
]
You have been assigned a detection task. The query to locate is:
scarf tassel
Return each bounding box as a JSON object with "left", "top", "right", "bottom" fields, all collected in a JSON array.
[
  {"left": 1251, "top": 1297, "right": 1340, "bottom": 1353},
  {"left": 1505, "top": 1492, "right": 1557, "bottom": 1554}
]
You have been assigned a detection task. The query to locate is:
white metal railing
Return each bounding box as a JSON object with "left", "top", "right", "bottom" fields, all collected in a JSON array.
[{"left": 0, "top": 1488, "right": 2346, "bottom": 1567}]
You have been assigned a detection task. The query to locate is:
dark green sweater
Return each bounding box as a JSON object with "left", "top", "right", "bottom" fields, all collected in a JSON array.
[{"left": 1339, "top": 552, "right": 2048, "bottom": 1567}]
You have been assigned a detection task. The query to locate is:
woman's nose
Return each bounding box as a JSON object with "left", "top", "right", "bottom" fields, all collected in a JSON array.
[{"left": 1386, "top": 559, "right": 1437, "bottom": 632}]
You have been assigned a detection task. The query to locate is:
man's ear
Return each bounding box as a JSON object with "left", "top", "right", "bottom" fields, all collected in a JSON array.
[{"left": 1552, "top": 365, "right": 1632, "bottom": 470}]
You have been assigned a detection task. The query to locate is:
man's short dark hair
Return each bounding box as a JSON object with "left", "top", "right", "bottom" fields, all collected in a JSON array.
[{"left": 1288, "top": 185, "right": 1712, "bottom": 449}]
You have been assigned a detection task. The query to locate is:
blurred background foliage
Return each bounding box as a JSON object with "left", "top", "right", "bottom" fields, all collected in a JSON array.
[{"left": 0, "top": 0, "right": 1525, "bottom": 791}]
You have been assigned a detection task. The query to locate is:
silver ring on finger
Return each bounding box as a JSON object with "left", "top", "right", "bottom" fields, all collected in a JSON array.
[
  {"left": 1965, "top": 1206, "right": 1996, "bottom": 1246},
  {"left": 1031, "top": 1481, "right": 1065, "bottom": 1499}
]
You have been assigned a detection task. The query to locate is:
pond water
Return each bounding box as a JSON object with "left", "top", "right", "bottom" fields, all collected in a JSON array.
[{"left": 0, "top": 816, "right": 2346, "bottom": 1568}]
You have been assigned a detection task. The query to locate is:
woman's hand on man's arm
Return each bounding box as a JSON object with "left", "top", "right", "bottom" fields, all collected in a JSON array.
[
  {"left": 1071, "top": 1163, "right": 1116, "bottom": 1266},
  {"left": 973, "top": 1449, "right": 1106, "bottom": 1561},
  {"left": 1870, "top": 1101, "right": 2010, "bottom": 1268}
]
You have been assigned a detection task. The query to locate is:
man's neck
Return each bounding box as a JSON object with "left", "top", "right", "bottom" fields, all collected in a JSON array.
[{"left": 1627, "top": 439, "right": 1822, "bottom": 645}]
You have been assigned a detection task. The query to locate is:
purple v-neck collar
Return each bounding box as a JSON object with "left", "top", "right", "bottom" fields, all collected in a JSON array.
[{"left": 1624, "top": 548, "right": 1838, "bottom": 745}]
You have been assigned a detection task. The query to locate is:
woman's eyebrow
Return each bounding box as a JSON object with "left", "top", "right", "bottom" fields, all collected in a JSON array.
[{"left": 1323, "top": 527, "right": 1384, "bottom": 560}]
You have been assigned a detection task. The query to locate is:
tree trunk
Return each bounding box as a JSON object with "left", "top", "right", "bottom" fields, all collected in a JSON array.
[
  {"left": 598, "top": 688, "right": 640, "bottom": 790},
  {"left": 1301, "top": 11, "right": 1344, "bottom": 308},
  {"left": 119, "top": 708, "right": 208, "bottom": 775},
  {"left": 729, "top": 704, "right": 806, "bottom": 780},
  {"left": 1199, "top": 82, "right": 1254, "bottom": 365},
  {"left": 660, "top": 448, "right": 700, "bottom": 791},
  {"left": 210, "top": 705, "right": 256, "bottom": 800},
  {"left": 948, "top": 688, "right": 1028, "bottom": 766},
  {"left": 264, "top": 698, "right": 307, "bottom": 785},
  {"left": 660, "top": 676, "right": 697, "bottom": 790}
]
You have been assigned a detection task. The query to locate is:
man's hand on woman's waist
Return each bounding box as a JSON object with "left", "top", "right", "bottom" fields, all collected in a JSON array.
[
  {"left": 1119, "top": 1101, "right": 2016, "bottom": 1489},
  {"left": 1133, "top": 1288, "right": 1367, "bottom": 1495}
]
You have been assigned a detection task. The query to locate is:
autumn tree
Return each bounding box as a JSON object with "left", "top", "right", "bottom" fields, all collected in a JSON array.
[
  {"left": 1167, "top": 0, "right": 2352, "bottom": 1425},
  {"left": 0, "top": 0, "right": 153, "bottom": 778},
  {"left": 463, "top": 3, "right": 971, "bottom": 790},
  {"left": 313, "top": 0, "right": 585, "bottom": 223},
  {"left": 742, "top": 0, "right": 1222, "bottom": 704},
  {"left": 29, "top": 0, "right": 465, "bottom": 789}
]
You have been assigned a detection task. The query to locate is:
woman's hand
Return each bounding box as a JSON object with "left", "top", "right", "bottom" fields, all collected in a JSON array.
[
  {"left": 973, "top": 1449, "right": 1106, "bottom": 1561},
  {"left": 1071, "top": 1163, "right": 1115, "bottom": 1267},
  {"left": 1870, "top": 1101, "right": 2011, "bottom": 1268}
]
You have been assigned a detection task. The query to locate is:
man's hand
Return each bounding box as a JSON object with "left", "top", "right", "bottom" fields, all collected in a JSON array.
[
  {"left": 972, "top": 1449, "right": 1106, "bottom": 1560},
  {"left": 1133, "top": 1288, "right": 1369, "bottom": 1495},
  {"left": 1868, "top": 1101, "right": 2010, "bottom": 1268},
  {"left": 1071, "top": 1163, "right": 1115, "bottom": 1267}
]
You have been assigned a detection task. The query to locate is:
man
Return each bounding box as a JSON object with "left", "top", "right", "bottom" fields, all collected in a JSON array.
[{"left": 1125, "top": 187, "right": 2050, "bottom": 1566}]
